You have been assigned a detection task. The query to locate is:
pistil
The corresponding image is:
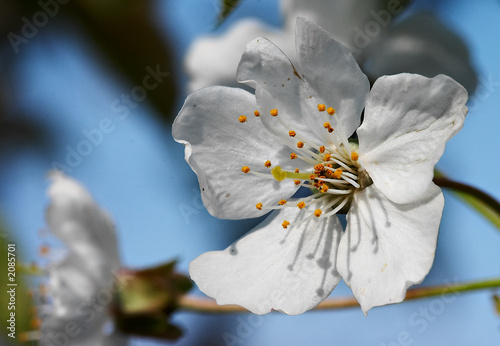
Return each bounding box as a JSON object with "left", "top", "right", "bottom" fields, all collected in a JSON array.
[{"left": 271, "top": 166, "right": 314, "bottom": 181}]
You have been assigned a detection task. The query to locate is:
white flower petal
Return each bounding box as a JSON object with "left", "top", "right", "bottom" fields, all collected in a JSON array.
[
  {"left": 235, "top": 26, "right": 342, "bottom": 148},
  {"left": 48, "top": 253, "right": 102, "bottom": 315},
  {"left": 173, "top": 86, "right": 308, "bottom": 220},
  {"left": 189, "top": 205, "right": 343, "bottom": 315},
  {"left": 46, "top": 172, "right": 121, "bottom": 282},
  {"left": 295, "top": 17, "right": 370, "bottom": 140},
  {"left": 236, "top": 18, "right": 367, "bottom": 149},
  {"left": 185, "top": 19, "right": 291, "bottom": 92},
  {"left": 41, "top": 309, "right": 118, "bottom": 346},
  {"left": 358, "top": 73, "right": 468, "bottom": 204},
  {"left": 43, "top": 173, "right": 124, "bottom": 345},
  {"left": 236, "top": 34, "right": 300, "bottom": 92},
  {"left": 236, "top": 35, "right": 320, "bottom": 144},
  {"left": 337, "top": 184, "right": 444, "bottom": 314}
]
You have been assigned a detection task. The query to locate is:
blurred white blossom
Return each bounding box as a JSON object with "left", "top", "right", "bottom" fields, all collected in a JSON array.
[
  {"left": 186, "top": 0, "right": 476, "bottom": 93},
  {"left": 41, "top": 172, "right": 126, "bottom": 346}
]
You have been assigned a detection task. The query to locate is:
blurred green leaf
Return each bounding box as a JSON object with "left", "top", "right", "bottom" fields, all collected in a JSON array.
[
  {"left": 452, "top": 190, "right": 500, "bottom": 230},
  {"left": 217, "top": 0, "right": 243, "bottom": 27},
  {"left": 434, "top": 171, "right": 500, "bottom": 232},
  {"left": 494, "top": 294, "right": 500, "bottom": 315}
]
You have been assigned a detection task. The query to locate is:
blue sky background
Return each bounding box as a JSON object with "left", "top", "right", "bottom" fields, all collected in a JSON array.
[{"left": 1, "top": 0, "right": 500, "bottom": 345}]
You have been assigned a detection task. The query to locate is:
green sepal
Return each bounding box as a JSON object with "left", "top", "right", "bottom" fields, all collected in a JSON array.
[
  {"left": 114, "top": 260, "right": 192, "bottom": 341},
  {"left": 116, "top": 260, "right": 192, "bottom": 314}
]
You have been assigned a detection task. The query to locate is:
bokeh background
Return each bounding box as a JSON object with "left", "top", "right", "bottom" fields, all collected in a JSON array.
[{"left": 1, "top": 0, "right": 500, "bottom": 345}]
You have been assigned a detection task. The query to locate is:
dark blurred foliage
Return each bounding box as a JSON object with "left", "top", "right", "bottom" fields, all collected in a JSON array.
[
  {"left": 0, "top": 2, "right": 47, "bottom": 159},
  {"left": 217, "top": 0, "right": 243, "bottom": 27},
  {"left": 0, "top": 0, "right": 178, "bottom": 159}
]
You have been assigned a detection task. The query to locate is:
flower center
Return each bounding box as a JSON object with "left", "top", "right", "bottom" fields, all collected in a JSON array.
[{"left": 240, "top": 104, "right": 372, "bottom": 229}]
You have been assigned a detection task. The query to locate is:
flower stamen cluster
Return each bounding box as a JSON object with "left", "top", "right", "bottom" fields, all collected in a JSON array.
[{"left": 239, "top": 104, "right": 369, "bottom": 228}]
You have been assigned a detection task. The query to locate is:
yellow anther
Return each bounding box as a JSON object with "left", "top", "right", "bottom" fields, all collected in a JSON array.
[
  {"left": 279, "top": 199, "right": 287, "bottom": 205},
  {"left": 317, "top": 104, "right": 326, "bottom": 112},
  {"left": 309, "top": 174, "right": 316, "bottom": 180},
  {"left": 314, "top": 209, "right": 323, "bottom": 217},
  {"left": 328, "top": 127, "right": 334, "bottom": 133},
  {"left": 264, "top": 160, "right": 272, "bottom": 168},
  {"left": 270, "top": 109, "right": 278, "bottom": 117},
  {"left": 295, "top": 168, "right": 300, "bottom": 173},
  {"left": 289, "top": 130, "right": 296, "bottom": 137},
  {"left": 294, "top": 180, "right": 301, "bottom": 185},
  {"left": 321, "top": 185, "right": 329, "bottom": 193},
  {"left": 31, "top": 317, "right": 42, "bottom": 329},
  {"left": 290, "top": 153, "right": 298, "bottom": 160},
  {"left": 297, "top": 201, "right": 306, "bottom": 209},
  {"left": 319, "top": 146, "right": 325, "bottom": 153},
  {"left": 297, "top": 141, "right": 304, "bottom": 148},
  {"left": 351, "top": 152, "right": 359, "bottom": 161},
  {"left": 254, "top": 110, "right": 260, "bottom": 117},
  {"left": 332, "top": 168, "right": 343, "bottom": 179},
  {"left": 242, "top": 166, "right": 250, "bottom": 173},
  {"left": 324, "top": 153, "right": 331, "bottom": 161},
  {"left": 282, "top": 220, "right": 290, "bottom": 229},
  {"left": 256, "top": 202, "right": 263, "bottom": 210},
  {"left": 271, "top": 166, "right": 287, "bottom": 181},
  {"left": 238, "top": 115, "right": 247, "bottom": 123},
  {"left": 323, "top": 122, "right": 331, "bottom": 128},
  {"left": 327, "top": 107, "right": 336, "bottom": 115},
  {"left": 314, "top": 164, "right": 324, "bottom": 171},
  {"left": 39, "top": 244, "right": 50, "bottom": 256}
]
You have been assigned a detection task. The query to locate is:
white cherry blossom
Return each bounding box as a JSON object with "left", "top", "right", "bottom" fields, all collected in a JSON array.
[
  {"left": 173, "top": 18, "right": 468, "bottom": 314},
  {"left": 41, "top": 172, "right": 126, "bottom": 345}
]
